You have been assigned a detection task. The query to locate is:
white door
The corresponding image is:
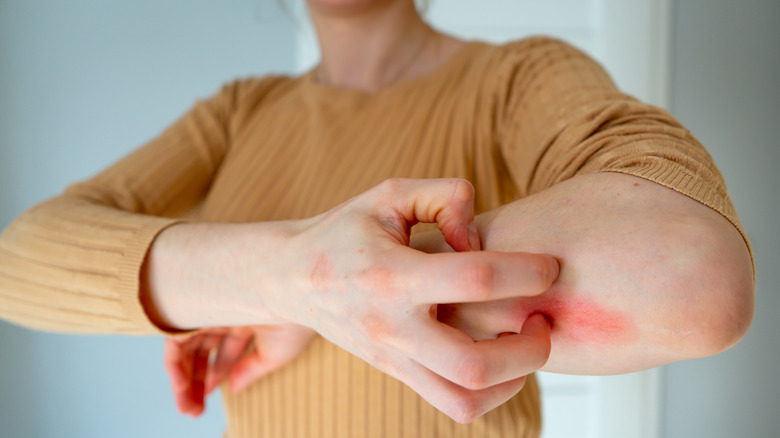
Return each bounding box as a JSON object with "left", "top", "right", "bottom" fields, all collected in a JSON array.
[{"left": 290, "top": 1, "right": 672, "bottom": 437}]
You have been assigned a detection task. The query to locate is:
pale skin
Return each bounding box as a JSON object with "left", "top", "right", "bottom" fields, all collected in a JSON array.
[{"left": 153, "top": 0, "right": 755, "bottom": 423}]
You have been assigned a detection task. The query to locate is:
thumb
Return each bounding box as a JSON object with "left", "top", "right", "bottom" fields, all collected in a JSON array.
[{"left": 520, "top": 313, "right": 552, "bottom": 358}]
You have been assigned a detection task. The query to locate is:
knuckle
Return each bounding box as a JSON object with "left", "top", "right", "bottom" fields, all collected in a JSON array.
[
  {"left": 446, "top": 395, "right": 482, "bottom": 424},
  {"left": 448, "top": 178, "right": 475, "bottom": 203},
  {"left": 377, "top": 178, "right": 406, "bottom": 194},
  {"left": 526, "top": 256, "right": 554, "bottom": 290},
  {"left": 454, "top": 352, "right": 490, "bottom": 390},
  {"left": 360, "top": 347, "right": 397, "bottom": 377},
  {"left": 459, "top": 261, "right": 495, "bottom": 300},
  {"left": 360, "top": 347, "right": 382, "bottom": 368},
  {"left": 354, "top": 265, "right": 400, "bottom": 298},
  {"left": 355, "top": 311, "right": 394, "bottom": 344}
]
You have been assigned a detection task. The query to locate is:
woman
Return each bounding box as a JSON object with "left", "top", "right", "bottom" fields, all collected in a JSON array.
[{"left": 0, "top": 0, "right": 754, "bottom": 437}]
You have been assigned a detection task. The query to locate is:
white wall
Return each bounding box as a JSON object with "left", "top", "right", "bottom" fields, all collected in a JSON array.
[
  {"left": 0, "top": 1, "right": 296, "bottom": 437},
  {"left": 662, "top": 1, "right": 780, "bottom": 436}
]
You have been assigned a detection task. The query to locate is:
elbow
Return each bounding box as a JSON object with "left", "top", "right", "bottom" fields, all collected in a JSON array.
[
  {"left": 693, "top": 270, "right": 754, "bottom": 358},
  {"left": 667, "top": 219, "right": 755, "bottom": 359},
  {"left": 705, "top": 259, "right": 754, "bottom": 355}
]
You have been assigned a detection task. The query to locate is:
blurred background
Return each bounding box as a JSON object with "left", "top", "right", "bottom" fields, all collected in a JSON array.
[{"left": 1, "top": 1, "right": 777, "bottom": 437}]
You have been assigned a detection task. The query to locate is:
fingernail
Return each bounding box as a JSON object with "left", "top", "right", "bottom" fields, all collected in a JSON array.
[
  {"left": 467, "top": 222, "right": 481, "bottom": 251},
  {"left": 550, "top": 256, "right": 560, "bottom": 281},
  {"left": 530, "top": 312, "right": 553, "bottom": 330}
]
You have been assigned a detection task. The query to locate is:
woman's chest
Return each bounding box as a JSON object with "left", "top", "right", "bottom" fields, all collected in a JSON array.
[{"left": 197, "top": 99, "right": 489, "bottom": 223}]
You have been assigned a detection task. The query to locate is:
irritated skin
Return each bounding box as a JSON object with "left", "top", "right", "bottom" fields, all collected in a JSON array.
[
  {"left": 515, "top": 292, "right": 637, "bottom": 345},
  {"left": 423, "top": 173, "right": 754, "bottom": 376},
  {"left": 437, "top": 286, "right": 637, "bottom": 359},
  {"left": 436, "top": 287, "right": 638, "bottom": 375}
]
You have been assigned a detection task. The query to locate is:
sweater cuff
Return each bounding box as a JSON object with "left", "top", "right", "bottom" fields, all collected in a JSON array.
[{"left": 116, "top": 215, "right": 187, "bottom": 335}]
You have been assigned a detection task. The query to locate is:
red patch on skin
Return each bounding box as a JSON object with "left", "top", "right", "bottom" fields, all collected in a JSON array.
[
  {"left": 310, "top": 254, "right": 333, "bottom": 289},
  {"left": 515, "top": 293, "right": 637, "bottom": 345},
  {"left": 358, "top": 312, "right": 392, "bottom": 343},
  {"left": 356, "top": 266, "right": 398, "bottom": 297}
]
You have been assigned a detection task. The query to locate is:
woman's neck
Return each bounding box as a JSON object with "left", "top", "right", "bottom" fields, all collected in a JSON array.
[{"left": 308, "top": 0, "right": 461, "bottom": 93}]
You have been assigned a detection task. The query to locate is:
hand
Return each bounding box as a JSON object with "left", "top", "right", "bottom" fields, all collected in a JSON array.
[
  {"left": 272, "top": 178, "right": 558, "bottom": 423},
  {"left": 412, "top": 228, "right": 552, "bottom": 343},
  {"left": 164, "top": 324, "right": 315, "bottom": 417}
]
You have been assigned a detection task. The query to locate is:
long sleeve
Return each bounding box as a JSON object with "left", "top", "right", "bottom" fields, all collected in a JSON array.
[
  {"left": 0, "top": 80, "right": 247, "bottom": 334},
  {"left": 495, "top": 37, "right": 749, "bottom": 250}
]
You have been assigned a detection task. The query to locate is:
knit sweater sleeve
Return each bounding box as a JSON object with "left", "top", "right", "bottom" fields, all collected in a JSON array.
[
  {"left": 495, "top": 37, "right": 749, "bottom": 252},
  {"left": 0, "top": 80, "right": 248, "bottom": 335}
]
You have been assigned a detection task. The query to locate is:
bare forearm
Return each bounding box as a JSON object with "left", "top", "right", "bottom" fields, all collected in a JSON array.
[
  {"left": 140, "top": 220, "right": 302, "bottom": 331},
  {"left": 442, "top": 172, "right": 754, "bottom": 375}
]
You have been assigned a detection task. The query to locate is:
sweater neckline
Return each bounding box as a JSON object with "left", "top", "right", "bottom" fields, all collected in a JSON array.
[{"left": 301, "top": 40, "right": 487, "bottom": 101}]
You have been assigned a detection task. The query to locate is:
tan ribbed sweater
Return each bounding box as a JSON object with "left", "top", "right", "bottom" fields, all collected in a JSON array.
[{"left": 0, "top": 37, "right": 745, "bottom": 437}]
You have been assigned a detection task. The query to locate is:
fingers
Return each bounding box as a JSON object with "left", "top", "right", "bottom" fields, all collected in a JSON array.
[
  {"left": 402, "top": 365, "right": 528, "bottom": 424},
  {"left": 376, "top": 178, "right": 479, "bottom": 252},
  {"left": 164, "top": 339, "right": 201, "bottom": 416},
  {"left": 396, "top": 250, "right": 559, "bottom": 305},
  {"left": 205, "top": 331, "right": 253, "bottom": 394},
  {"left": 164, "top": 336, "right": 206, "bottom": 416},
  {"left": 164, "top": 325, "right": 315, "bottom": 418},
  {"left": 164, "top": 333, "right": 222, "bottom": 417},
  {"left": 410, "top": 313, "right": 551, "bottom": 391},
  {"left": 190, "top": 334, "right": 221, "bottom": 406},
  {"left": 229, "top": 325, "right": 316, "bottom": 393},
  {"left": 164, "top": 338, "right": 191, "bottom": 392},
  {"left": 188, "top": 335, "right": 220, "bottom": 416},
  {"left": 360, "top": 313, "right": 550, "bottom": 423}
]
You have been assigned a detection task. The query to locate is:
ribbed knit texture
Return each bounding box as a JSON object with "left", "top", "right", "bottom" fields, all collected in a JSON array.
[{"left": 0, "top": 37, "right": 748, "bottom": 437}]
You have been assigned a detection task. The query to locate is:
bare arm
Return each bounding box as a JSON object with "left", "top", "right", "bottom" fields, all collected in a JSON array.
[
  {"left": 418, "top": 38, "right": 755, "bottom": 375},
  {"left": 434, "top": 172, "right": 754, "bottom": 375}
]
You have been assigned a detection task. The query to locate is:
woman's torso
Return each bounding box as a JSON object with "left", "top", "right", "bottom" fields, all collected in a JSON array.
[{"left": 197, "top": 42, "right": 542, "bottom": 438}]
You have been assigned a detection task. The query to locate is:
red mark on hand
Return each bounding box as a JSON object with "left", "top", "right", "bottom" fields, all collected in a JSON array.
[
  {"left": 310, "top": 255, "right": 333, "bottom": 289},
  {"left": 357, "top": 312, "right": 392, "bottom": 343}
]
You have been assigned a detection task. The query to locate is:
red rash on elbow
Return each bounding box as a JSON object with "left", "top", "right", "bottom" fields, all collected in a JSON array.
[{"left": 516, "top": 294, "right": 637, "bottom": 345}]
